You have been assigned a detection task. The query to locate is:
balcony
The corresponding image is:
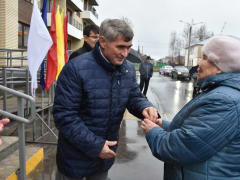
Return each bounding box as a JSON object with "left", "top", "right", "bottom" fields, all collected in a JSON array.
[
  {"left": 68, "top": 23, "right": 83, "bottom": 40},
  {"left": 47, "top": 13, "right": 83, "bottom": 40},
  {"left": 89, "top": 0, "right": 99, "bottom": 6},
  {"left": 68, "top": 17, "right": 83, "bottom": 40},
  {"left": 81, "top": 9, "right": 99, "bottom": 26},
  {"left": 68, "top": 0, "right": 84, "bottom": 11}
]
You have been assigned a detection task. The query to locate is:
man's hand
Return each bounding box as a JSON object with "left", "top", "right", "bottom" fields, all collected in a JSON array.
[
  {"left": 99, "top": 140, "right": 117, "bottom": 159},
  {"left": 141, "top": 118, "right": 158, "bottom": 135},
  {"left": 0, "top": 118, "right": 10, "bottom": 145},
  {"left": 142, "top": 107, "right": 158, "bottom": 123}
]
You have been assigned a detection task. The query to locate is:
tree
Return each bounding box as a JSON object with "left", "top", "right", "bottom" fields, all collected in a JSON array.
[
  {"left": 194, "top": 24, "right": 214, "bottom": 41},
  {"left": 169, "top": 31, "right": 184, "bottom": 65},
  {"left": 182, "top": 24, "right": 214, "bottom": 46}
]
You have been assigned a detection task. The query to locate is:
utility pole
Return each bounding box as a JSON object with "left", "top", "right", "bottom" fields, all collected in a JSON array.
[
  {"left": 179, "top": 19, "right": 204, "bottom": 68},
  {"left": 187, "top": 25, "right": 192, "bottom": 67},
  {"left": 220, "top": 22, "right": 227, "bottom": 34}
]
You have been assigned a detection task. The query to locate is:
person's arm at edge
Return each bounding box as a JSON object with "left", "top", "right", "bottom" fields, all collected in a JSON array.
[{"left": 0, "top": 118, "right": 10, "bottom": 145}]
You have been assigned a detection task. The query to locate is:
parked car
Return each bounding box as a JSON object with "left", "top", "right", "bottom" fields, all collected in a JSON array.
[
  {"left": 159, "top": 65, "right": 173, "bottom": 76},
  {"left": 171, "top": 66, "right": 190, "bottom": 81}
]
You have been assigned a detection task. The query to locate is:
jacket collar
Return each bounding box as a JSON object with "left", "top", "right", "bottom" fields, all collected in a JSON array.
[
  {"left": 199, "top": 72, "right": 240, "bottom": 92},
  {"left": 83, "top": 41, "right": 92, "bottom": 52},
  {"left": 92, "top": 41, "right": 126, "bottom": 73}
]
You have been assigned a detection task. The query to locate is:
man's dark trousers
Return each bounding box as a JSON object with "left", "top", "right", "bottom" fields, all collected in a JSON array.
[{"left": 140, "top": 76, "right": 150, "bottom": 96}]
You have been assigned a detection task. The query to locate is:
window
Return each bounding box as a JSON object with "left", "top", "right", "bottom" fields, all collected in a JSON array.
[
  {"left": 25, "top": 0, "right": 33, "bottom": 3},
  {"left": 84, "top": 0, "right": 88, "bottom": 10},
  {"left": 18, "top": 24, "right": 22, "bottom": 48},
  {"left": 47, "top": 0, "right": 53, "bottom": 12},
  {"left": 39, "top": 0, "right": 52, "bottom": 12},
  {"left": 67, "top": 40, "right": 71, "bottom": 50},
  {"left": 18, "top": 22, "right": 30, "bottom": 49},
  {"left": 67, "top": 9, "right": 72, "bottom": 25}
]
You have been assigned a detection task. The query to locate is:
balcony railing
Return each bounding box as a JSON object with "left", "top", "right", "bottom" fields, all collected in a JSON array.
[
  {"left": 47, "top": 12, "right": 83, "bottom": 32},
  {"left": 84, "top": 6, "right": 98, "bottom": 19},
  {"left": 69, "top": 17, "right": 83, "bottom": 31}
]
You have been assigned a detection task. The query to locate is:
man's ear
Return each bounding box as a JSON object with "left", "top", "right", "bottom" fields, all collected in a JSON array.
[
  {"left": 99, "top": 36, "right": 106, "bottom": 48},
  {"left": 83, "top": 35, "right": 88, "bottom": 41}
]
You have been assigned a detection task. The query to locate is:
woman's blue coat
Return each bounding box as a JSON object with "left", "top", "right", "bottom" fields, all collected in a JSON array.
[
  {"left": 53, "top": 43, "right": 153, "bottom": 178},
  {"left": 146, "top": 73, "right": 240, "bottom": 180}
]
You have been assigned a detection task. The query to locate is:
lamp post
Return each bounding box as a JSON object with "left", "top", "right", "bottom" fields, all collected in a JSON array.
[{"left": 179, "top": 20, "right": 204, "bottom": 67}]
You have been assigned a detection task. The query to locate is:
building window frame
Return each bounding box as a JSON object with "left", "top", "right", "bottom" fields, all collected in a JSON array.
[
  {"left": 25, "top": 0, "right": 33, "bottom": 4},
  {"left": 18, "top": 22, "right": 30, "bottom": 49},
  {"left": 67, "top": 9, "right": 73, "bottom": 25},
  {"left": 67, "top": 40, "right": 71, "bottom": 50}
]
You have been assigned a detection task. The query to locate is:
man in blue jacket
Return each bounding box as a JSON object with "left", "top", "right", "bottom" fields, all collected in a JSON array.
[
  {"left": 139, "top": 56, "right": 153, "bottom": 96},
  {"left": 53, "top": 18, "right": 159, "bottom": 180}
]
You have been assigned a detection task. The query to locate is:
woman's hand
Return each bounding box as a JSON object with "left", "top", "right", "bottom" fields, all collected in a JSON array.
[
  {"left": 155, "top": 119, "right": 163, "bottom": 127},
  {"left": 141, "top": 118, "right": 159, "bottom": 135}
]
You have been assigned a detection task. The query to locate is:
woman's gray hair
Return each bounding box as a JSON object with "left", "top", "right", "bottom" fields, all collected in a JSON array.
[{"left": 100, "top": 18, "right": 134, "bottom": 42}]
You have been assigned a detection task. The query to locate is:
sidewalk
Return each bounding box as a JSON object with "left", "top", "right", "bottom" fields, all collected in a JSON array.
[{"left": 108, "top": 88, "right": 164, "bottom": 180}]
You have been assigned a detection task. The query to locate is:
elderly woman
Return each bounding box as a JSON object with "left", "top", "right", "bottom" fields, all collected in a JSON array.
[{"left": 141, "top": 35, "right": 240, "bottom": 180}]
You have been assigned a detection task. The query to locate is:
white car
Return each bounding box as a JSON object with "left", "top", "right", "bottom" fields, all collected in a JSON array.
[{"left": 159, "top": 65, "right": 173, "bottom": 76}]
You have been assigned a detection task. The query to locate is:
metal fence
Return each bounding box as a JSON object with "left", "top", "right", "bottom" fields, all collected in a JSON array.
[
  {"left": 0, "top": 48, "right": 58, "bottom": 144},
  {"left": 0, "top": 85, "right": 35, "bottom": 180}
]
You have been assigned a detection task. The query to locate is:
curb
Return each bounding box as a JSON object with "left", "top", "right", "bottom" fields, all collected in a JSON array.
[{"left": 5, "top": 148, "right": 44, "bottom": 180}]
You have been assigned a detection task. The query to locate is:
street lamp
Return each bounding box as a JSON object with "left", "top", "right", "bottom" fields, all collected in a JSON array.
[{"left": 179, "top": 20, "right": 204, "bottom": 67}]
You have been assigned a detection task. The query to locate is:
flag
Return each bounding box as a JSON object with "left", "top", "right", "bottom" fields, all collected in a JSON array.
[
  {"left": 40, "top": 0, "right": 48, "bottom": 89},
  {"left": 27, "top": 0, "right": 53, "bottom": 97},
  {"left": 56, "top": 6, "right": 65, "bottom": 79},
  {"left": 45, "top": 0, "right": 57, "bottom": 91},
  {"left": 64, "top": 12, "right": 68, "bottom": 63}
]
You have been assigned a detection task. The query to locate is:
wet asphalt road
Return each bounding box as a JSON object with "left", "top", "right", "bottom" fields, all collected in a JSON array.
[
  {"left": 28, "top": 72, "right": 194, "bottom": 180},
  {"left": 150, "top": 73, "right": 193, "bottom": 121}
]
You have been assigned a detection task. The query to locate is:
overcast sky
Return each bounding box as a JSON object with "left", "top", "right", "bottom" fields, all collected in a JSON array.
[{"left": 96, "top": 0, "right": 240, "bottom": 60}]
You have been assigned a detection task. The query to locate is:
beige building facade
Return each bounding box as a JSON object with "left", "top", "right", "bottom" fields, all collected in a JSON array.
[
  {"left": 0, "top": 0, "right": 18, "bottom": 49},
  {"left": 184, "top": 43, "right": 204, "bottom": 67},
  {"left": 0, "top": 0, "right": 99, "bottom": 67}
]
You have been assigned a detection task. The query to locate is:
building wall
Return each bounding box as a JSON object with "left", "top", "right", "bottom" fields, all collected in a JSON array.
[
  {"left": 0, "top": 0, "right": 6, "bottom": 49},
  {"left": 56, "top": 0, "right": 66, "bottom": 13},
  {"left": 0, "top": 0, "right": 19, "bottom": 67},
  {"left": 185, "top": 45, "right": 203, "bottom": 67},
  {"left": 19, "top": 0, "right": 32, "bottom": 24},
  {"left": 66, "top": 2, "right": 84, "bottom": 50},
  {"left": 71, "top": 12, "right": 83, "bottom": 50},
  {"left": 70, "top": 36, "right": 84, "bottom": 51},
  {"left": 0, "top": 0, "right": 96, "bottom": 67},
  {"left": 0, "top": 0, "right": 18, "bottom": 49}
]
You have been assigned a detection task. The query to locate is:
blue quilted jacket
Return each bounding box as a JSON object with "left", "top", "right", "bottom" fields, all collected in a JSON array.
[
  {"left": 146, "top": 72, "right": 240, "bottom": 180},
  {"left": 53, "top": 42, "right": 153, "bottom": 178}
]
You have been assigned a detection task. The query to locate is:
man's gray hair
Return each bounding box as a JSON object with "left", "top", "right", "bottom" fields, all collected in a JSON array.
[{"left": 100, "top": 18, "right": 134, "bottom": 42}]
